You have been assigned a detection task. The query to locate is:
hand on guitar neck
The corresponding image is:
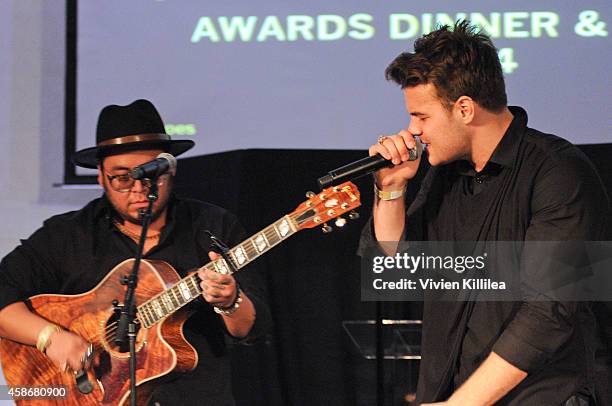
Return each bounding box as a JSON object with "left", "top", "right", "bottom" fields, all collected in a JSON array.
[
  {"left": 197, "top": 251, "right": 256, "bottom": 338},
  {"left": 0, "top": 301, "right": 92, "bottom": 372}
]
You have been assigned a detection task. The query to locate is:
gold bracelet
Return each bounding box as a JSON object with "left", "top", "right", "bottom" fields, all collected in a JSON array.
[
  {"left": 36, "top": 324, "right": 61, "bottom": 353},
  {"left": 374, "top": 183, "right": 406, "bottom": 201}
]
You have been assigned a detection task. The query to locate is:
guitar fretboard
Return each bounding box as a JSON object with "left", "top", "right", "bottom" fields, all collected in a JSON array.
[{"left": 137, "top": 215, "right": 297, "bottom": 328}]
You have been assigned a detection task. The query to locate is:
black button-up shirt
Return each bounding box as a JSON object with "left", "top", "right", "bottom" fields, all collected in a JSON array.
[
  {"left": 360, "top": 106, "right": 610, "bottom": 404},
  {"left": 0, "top": 195, "right": 272, "bottom": 405}
]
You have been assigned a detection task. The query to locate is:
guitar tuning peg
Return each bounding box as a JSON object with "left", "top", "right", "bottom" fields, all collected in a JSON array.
[
  {"left": 348, "top": 211, "right": 360, "bottom": 220},
  {"left": 306, "top": 191, "right": 316, "bottom": 198},
  {"left": 335, "top": 217, "right": 347, "bottom": 227},
  {"left": 322, "top": 223, "right": 333, "bottom": 233}
]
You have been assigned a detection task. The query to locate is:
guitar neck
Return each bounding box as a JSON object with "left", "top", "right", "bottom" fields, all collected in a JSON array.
[
  {"left": 136, "top": 214, "right": 298, "bottom": 328},
  {"left": 136, "top": 180, "right": 361, "bottom": 328},
  {"left": 203, "top": 214, "right": 298, "bottom": 274}
]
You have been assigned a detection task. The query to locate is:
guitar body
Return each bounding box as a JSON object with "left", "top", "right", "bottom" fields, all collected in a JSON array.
[{"left": 0, "top": 259, "right": 198, "bottom": 406}]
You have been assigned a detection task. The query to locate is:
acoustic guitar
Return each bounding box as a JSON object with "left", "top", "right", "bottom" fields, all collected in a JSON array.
[{"left": 0, "top": 182, "right": 360, "bottom": 405}]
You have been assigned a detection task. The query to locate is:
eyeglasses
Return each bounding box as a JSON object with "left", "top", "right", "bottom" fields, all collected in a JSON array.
[{"left": 105, "top": 173, "right": 169, "bottom": 193}]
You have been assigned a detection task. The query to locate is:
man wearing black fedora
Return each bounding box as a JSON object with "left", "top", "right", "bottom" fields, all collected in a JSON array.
[{"left": 0, "top": 99, "right": 271, "bottom": 405}]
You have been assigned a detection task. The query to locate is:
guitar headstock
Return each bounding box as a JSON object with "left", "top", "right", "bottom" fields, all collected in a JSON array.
[{"left": 291, "top": 181, "right": 361, "bottom": 232}]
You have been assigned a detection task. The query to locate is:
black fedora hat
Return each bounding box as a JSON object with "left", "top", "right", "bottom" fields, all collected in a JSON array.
[{"left": 72, "top": 99, "right": 195, "bottom": 168}]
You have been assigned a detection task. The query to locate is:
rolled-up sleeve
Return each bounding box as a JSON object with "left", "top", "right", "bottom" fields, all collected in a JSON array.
[{"left": 492, "top": 148, "right": 610, "bottom": 371}]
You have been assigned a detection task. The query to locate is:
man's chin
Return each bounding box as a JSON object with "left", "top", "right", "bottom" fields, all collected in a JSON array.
[
  {"left": 123, "top": 209, "right": 161, "bottom": 225},
  {"left": 122, "top": 214, "right": 145, "bottom": 225},
  {"left": 427, "top": 151, "right": 455, "bottom": 167},
  {"left": 426, "top": 153, "right": 441, "bottom": 166}
]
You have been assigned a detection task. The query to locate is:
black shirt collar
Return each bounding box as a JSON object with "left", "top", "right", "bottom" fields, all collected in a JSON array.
[
  {"left": 93, "top": 194, "right": 114, "bottom": 225},
  {"left": 456, "top": 106, "right": 528, "bottom": 177}
]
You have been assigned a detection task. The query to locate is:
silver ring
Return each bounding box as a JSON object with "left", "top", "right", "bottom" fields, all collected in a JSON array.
[
  {"left": 79, "top": 344, "right": 94, "bottom": 371},
  {"left": 377, "top": 135, "right": 388, "bottom": 145}
]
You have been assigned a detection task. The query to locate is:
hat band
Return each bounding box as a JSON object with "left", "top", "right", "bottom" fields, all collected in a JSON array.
[{"left": 97, "top": 133, "right": 170, "bottom": 147}]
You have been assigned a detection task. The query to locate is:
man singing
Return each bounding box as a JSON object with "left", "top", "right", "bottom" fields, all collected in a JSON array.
[{"left": 360, "top": 21, "right": 610, "bottom": 405}]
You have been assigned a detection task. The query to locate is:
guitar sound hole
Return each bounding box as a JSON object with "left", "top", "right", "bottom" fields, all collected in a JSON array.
[{"left": 103, "top": 312, "right": 142, "bottom": 354}]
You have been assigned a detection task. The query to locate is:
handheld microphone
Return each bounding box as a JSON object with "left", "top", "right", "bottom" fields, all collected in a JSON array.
[
  {"left": 317, "top": 144, "right": 419, "bottom": 189},
  {"left": 130, "top": 153, "right": 177, "bottom": 180}
]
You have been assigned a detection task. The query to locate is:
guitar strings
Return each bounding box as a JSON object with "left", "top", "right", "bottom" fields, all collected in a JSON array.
[{"left": 92, "top": 199, "right": 353, "bottom": 353}]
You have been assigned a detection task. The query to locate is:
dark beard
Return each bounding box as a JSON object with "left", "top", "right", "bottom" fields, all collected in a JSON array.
[{"left": 122, "top": 198, "right": 169, "bottom": 225}]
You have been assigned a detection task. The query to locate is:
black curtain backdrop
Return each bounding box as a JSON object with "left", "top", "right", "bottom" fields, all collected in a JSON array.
[{"left": 173, "top": 144, "right": 612, "bottom": 406}]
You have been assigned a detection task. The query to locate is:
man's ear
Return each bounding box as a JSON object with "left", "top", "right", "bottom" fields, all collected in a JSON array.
[
  {"left": 97, "top": 164, "right": 104, "bottom": 187},
  {"left": 454, "top": 96, "right": 475, "bottom": 124}
]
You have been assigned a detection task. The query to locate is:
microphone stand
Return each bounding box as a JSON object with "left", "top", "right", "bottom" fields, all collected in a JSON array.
[{"left": 114, "top": 179, "right": 159, "bottom": 406}]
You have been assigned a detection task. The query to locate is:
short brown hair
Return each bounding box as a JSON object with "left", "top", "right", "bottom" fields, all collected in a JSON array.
[{"left": 385, "top": 20, "right": 507, "bottom": 112}]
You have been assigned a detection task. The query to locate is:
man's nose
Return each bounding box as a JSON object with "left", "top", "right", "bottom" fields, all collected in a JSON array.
[
  {"left": 130, "top": 179, "right": 148, "bottom": 193},
  {"left": 407, "top": 121, "right": 422, "bottom": 136}
]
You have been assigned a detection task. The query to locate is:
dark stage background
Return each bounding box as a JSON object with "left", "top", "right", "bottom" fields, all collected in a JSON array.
[{"left": 173, "top": 144, "right": 612, "bottom": 406}]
